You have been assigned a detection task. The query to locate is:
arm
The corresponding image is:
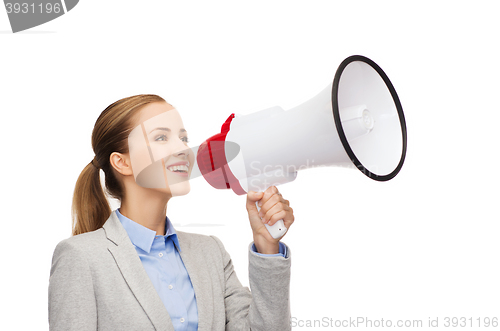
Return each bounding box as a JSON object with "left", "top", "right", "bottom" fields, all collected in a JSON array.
[
  {"left": 48, "top": 239, "right": 97, "bottom": 331},
  {"left": 247, "top": 241, "right": 292, "bottom": 330},
  {"left": 210, "top": 236, "right": 291, "bottom": 331}
]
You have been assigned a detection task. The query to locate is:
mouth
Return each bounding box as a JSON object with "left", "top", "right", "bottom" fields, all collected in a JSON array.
[{"left": 166, "top": 162, "right": 190, "bottom": 177}]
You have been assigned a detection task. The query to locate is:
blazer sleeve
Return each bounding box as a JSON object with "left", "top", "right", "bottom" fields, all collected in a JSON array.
[
  {"left": 48, "top": 239, "right": 97, "bottom": 331},
  {"left": 210, "top": 236, "right": 291, "bottom": 331}
]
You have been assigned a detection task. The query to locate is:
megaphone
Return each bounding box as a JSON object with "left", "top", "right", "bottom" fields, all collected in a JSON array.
[{"left": 197, "top": 55, "right": 407, "bottom": 239}]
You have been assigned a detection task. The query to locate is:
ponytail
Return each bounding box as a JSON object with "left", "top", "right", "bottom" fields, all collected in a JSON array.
[
  {"left": 71, "top": 162, "right": 111, "bottom": 236},
  {"left": 71, "top": 94, "right": 167, "bottom": 236}
]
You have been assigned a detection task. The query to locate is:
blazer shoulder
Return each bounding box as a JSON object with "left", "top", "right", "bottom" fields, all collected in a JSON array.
[{"left": 52, "top": 227, "right": 107, "bottom": 256}]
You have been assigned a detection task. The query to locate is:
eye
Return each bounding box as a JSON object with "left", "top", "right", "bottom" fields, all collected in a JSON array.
[
  {"left": 182, "top": 137, "right": 189, "bottom": 143},
  {"left": 154, "top": 134, "right": 168, "bottom": 142}
]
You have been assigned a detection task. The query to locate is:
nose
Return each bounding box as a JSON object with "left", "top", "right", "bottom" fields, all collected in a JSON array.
[
  {"left": 172, "top": 137, "right": 190, "bottom": 158},
  {"left": 173, "top": 149, "right": 189, "bottom": 158}
]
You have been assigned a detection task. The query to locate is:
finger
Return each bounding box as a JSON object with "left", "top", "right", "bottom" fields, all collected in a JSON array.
[
  {"left": 261, "top": 202, "right": 288, "bottom": 224},
  {"left": 246, "top": 191, "right": 264, "bottom": 211},
  {"left": 258, "top": 192, "right": 282, "bottom": 218},
  {"left": 247, "top": 190, "right": 264, "bottom": 202},
  {"left": 267, "top": 210, "right": 289, "bottom": 226},
  {"left": 270, "top": 202, "right": 294, "bottom": 227},
  {"left": 282, "top": 206, "right": 294, "bottom": 228},
  {"left": 258, "top": 186, "right": 279, "bottom": 207}
]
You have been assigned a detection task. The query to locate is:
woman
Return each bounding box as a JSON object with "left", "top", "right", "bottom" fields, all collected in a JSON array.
[{"left": 48, "top": 94, "right": 294, "bottom": 331}]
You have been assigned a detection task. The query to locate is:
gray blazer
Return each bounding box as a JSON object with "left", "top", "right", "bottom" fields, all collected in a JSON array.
[{"left": 48, "top": 212, "right": 291, "bottom": 331}]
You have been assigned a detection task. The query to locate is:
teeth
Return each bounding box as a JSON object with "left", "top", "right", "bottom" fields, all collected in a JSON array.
[{"left": 167, "top": 165, "right": 189, "bottom": 172}]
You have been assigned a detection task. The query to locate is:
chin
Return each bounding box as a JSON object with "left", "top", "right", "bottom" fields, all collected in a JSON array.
[{"left": 170, "top": 182, "right": 191, "bottom": 197}]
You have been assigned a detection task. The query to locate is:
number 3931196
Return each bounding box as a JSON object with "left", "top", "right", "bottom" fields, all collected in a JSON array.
[{"left": 3, "top": 1, "right": 79, "bottom": 33}]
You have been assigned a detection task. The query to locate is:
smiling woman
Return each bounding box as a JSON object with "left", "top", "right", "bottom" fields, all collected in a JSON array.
[
  {"left": 70, "top": 94, "right": 166, "bottom": 236},
  {"left": 48, "top": 94, "right": 294, "bottom": 331}
]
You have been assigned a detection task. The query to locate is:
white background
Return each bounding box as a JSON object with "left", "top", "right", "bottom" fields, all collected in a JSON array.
[{"left": 1, "top": 1, "right": 499, "bottom": 330}]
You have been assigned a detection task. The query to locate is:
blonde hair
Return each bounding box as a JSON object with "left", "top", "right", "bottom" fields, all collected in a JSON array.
[{"left": 71, "top": 94, "right": 166, "bottom": 236}]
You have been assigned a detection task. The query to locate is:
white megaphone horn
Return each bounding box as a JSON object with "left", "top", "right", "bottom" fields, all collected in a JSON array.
[{"left": 196, "top": 55, "right": 407, "bottom": 239}]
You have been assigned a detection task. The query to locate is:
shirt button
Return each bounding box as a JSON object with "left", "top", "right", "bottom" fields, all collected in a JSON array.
[
  {"left": 180, "top": 318, "right": 185, "bottom": 323},
  {"left": 158, "top": 253, "right": 163, "bottom": 257},
  {"left": 168, "top": 284, "right": 173, "bottom": 290}
]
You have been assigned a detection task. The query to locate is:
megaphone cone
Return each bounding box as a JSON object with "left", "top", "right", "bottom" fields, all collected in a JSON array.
[{"left": 332, "top": 55, "right": 407, "bottom": 181}]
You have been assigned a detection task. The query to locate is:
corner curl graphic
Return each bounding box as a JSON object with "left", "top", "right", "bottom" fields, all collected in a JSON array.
[{"left": 4, "top": 0, "right": 79, "bottom": 33}]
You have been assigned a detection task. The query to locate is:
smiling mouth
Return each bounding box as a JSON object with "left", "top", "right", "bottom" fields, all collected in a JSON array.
[
  {"left": 166, "top": 165, "right": 189, "bottom": 173},
  {"left": 165, "top": 161, "right": 191, "bottom": 178}
]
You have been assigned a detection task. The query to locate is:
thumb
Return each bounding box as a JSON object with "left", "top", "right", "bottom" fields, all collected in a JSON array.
[{"left": 246, "top": 191, "right": 264, "bottom": 211}]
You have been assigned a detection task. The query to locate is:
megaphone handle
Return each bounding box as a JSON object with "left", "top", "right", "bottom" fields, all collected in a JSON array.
[{"left": 256, "top": 202, "right": 288, "bottom": 239}]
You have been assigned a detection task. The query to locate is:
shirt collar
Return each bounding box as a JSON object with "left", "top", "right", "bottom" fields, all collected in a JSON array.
[
  {"left": 165, "top": 215, "right": 181, "bottom": 252},
  {"left": 115, "top": 209, "right": 181, "bottom": 253}
]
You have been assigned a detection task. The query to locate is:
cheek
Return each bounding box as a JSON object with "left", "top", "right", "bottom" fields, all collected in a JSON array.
[
  {"left": 150, "top": 145, "right": 172, "bottom": 161},
  {"left": 130, "top": 148, "right": 154, "bottom": 177},
  {"left": 188, "top": 152, "right": 195, "bottom": 168}
]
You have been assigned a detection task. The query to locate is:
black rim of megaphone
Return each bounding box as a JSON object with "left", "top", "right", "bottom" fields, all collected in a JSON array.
[{"left": 332, "top": 55, "right": 407, "bottom": 181}]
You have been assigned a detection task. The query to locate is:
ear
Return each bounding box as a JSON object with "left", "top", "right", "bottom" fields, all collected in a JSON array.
[{"left": 109, "top": 152, "right": 134, "bottom": 176}]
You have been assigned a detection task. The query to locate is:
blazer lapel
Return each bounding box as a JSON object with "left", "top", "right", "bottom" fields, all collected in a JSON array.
[
  {"left": 103, "top": 212, "right": 175, "bottom": 331},
  {"left": 177, "top": 232, "right": 214, "bottom": 331}
]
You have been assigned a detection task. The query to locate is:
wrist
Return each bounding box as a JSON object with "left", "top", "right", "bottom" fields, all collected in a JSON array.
[{"left": 253, "top": 235, "right": 280, "bottom": 254}]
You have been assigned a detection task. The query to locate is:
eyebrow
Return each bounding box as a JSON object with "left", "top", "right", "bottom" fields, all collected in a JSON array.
[{"left": 149, "top": 127, "right": 187, "bottom": 134}]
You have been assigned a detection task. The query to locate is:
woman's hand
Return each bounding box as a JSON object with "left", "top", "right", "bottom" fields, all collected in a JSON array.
[{"left": 246, "top": 186, "right": 294, "bottom": 254}]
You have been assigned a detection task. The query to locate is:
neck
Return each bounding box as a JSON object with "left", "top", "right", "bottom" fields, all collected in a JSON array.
[{"left": 120, "top": 185, "right": 171, "bottom": 236}]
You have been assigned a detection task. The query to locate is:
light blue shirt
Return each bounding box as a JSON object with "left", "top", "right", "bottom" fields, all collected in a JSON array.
[{"left": 115, "top": 209, "right": 287, "bottom": 330}]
